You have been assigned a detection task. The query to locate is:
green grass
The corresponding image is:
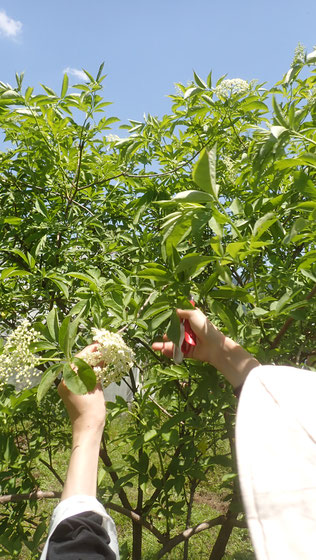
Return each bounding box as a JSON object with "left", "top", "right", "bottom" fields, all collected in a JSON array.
[{"left": 8, "top": 416, "right": 255, "bottom": 560}]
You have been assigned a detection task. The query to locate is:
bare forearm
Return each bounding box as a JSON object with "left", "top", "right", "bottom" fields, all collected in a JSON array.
[
  {"left": 61, "top": 430, "right": 102, "bottom": 501},
  {"left": 211, "top": 332, "right": 260, "bottom": 388}
]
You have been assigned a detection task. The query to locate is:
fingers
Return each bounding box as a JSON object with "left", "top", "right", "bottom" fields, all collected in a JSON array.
[
  {"left": 152, "top": 340, "right": 174, "bottom": 359},
  {"left": 75, "top": 342, "right": 99, "bottom": 358},
  {"left": 176, "top": 308, "right": 196, "bottom": 319}
]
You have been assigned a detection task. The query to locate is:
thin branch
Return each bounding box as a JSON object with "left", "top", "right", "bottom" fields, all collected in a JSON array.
[
  {"left": 133, "top": 337, "right": 165, "bottom": 363},
  {"left": 270, "top": 282, "right": 316, "bottom": 349},
  {"left": 71, "top": 198, "right": 94, "bottom": 216},
  {"left": 99, "top": 436, "right": 133, "bottom": 511},
  {"left": 0, "top": 491, "right": 61, "bottom": 504},
  {"left": 77, "top": 135, "right": 215, "bottom": 192},
  {"left": 103, "top": 502, "right": 167, "bottom": 544},
  {"left": 157, "top": 516, "right": 225, "bottom": 558},
  {"left": 38, "top": 458, "right": 64, "bottom": 487},
  {"left": 143, "top": 445, "right": 183, "bottom": 515},
  {"left": 148, "top": 395, "right": 173, "bottom": 419}
]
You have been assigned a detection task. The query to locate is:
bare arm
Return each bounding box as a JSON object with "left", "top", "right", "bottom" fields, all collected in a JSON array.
[
  {"left": 152, "top": 308, "right": 260, "bottom": 388},
  {"left": 58, "top": 344, "right": 106, "bottom": 500}
]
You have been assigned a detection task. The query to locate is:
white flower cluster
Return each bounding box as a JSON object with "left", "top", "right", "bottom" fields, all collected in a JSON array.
[
  {"left": 292, "top": 42, "right": 305, "bottom": 66},
  {"left": 222, "top": 154, "right": 237, "bottom": 183},
  {"left": 80, "top": 329, "right": 134, "bottom": 386},
  {"left": 0, "top": 320, "right": 41, "bottom": 392},
  {"left": 215, "top": 78, "right": 249, "bottom": 98},
  {"left": 106, "top": 134, "right": 120, "bottom": 143}
]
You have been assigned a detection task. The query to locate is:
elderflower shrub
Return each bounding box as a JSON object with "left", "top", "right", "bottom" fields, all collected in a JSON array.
[
  {"left": 215, "top": 78, "right": 249, "bottom": 98},
  {"left": 79, "top": 329, "right": 134, "bottom": 386},
  {"left": 0, "top": 320, "right": 41, "bottom": 392}
]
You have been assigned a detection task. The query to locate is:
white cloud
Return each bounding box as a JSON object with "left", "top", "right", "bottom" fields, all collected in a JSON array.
[
  {"left": 64, "top": 67, "right": 87, "bottom": 81},
  {"left": 0, "top": 10, "right": 22, "bottom": 38}
]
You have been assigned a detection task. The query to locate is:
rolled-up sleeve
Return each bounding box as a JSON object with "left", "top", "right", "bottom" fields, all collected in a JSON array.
[{"left": 40, "top": 495, "right": 119, "bottom": 560}]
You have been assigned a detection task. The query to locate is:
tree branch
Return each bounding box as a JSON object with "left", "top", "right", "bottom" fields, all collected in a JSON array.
[
  {"left": 77, "top": 135, "right": 215, "bottom": 192},
  {"left": 157, "top": 515, "right": 247, "bottom": 559},
  {"left": 99, "top": 436, "right": 133, "bottom": 511},
  {"left": 0, "top": 491, "right": 61, "bottom": 504},
  {"left": 270, "top": 282, "right": 316, "bottom": 349},
  {"left": 38, "top": 458, "right": 64, "bottom": 487}
]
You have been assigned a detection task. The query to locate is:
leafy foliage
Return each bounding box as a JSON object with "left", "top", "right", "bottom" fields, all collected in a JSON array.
[{"left": 1, "top": 46, "right": 316, "bottom": 558}]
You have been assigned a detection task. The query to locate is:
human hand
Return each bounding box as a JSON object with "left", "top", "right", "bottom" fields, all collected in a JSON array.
[
  {"left": 152, "top": 308, "right": 260, "bottom": 388},
  {"left": 58, "top": 343, "right": 106, "bottom": 436},
  {"left": 152, "top": 308, "right": 224, "bottom": 365}
]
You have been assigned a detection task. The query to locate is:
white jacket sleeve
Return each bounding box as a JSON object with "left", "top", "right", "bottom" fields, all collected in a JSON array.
[
  {"left": 40, "top": 494, "right": 119, "bottom": 560},
  {"left": 236, "top": 365, "right": 316, "bottom": 560}
]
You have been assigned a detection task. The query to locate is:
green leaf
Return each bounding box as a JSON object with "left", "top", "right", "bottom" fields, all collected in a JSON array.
[
  {"left": 252, "top": 212, "right": 277, "bottom": 238},
  {"left": 272, "top": 96, "right": 289, "bottom": 128},
  {"left": 72, "top": 357, "right": 96, "bottom": 392},
  {"left": 35, "top": 198, "right": 48, "bottom": 217},
  {"left": 1, "top": 268, "right": 31, "bottom": 279},
  {"left": 41, "top": 84, "right": 57, "bottom": 96},
  {"left": 192, "top": 145, "right": 218, "bottom": 198},
  {"left": 166, "top": 310, "right": 181, "bottom": 346},
  {"left": 208, "top": 299, "right": 238, "bottom": 338},
  {"left": 58, "top": 316, "right": 75, "bottom": 358},
  {"left": 252, "top": 307, "right": 269, "bottom": 317},
  {"left": 96, "top": 61, "right": 105, "bottom": 81},
  {"left": 142, "top": 304, "right": 169, "bottom": 320},
  {"left": 61, "top": 73, "right": 69, "bottom": 97},
  {"left": 242, "top": 100, "right": 268, "bottom": 112},
  {"left": 300, "top": 269, "right": 316, "bottom": 283},
  {"left": 283, "top": 217, "right": 309, "bottom": 244},
  {"left": 176, "top": 254, "right": 213, "bottom": 277},
  {"left": 193, "top": 71, "right": 207, "bottom": 89},
  {"left": 270, "top": 125, "right": 287, "bottom": 139},
  {"left": 48, "top": 277, "right": 69, "bottom": 299},
  {"left": 173, "top": 190, "right": 213, "bottom": 203},
  {"left": 7, "top": 248, "right": 29, "bottom": 266},
  {"left": 25, "top": 86, "right": 33, "bottom": 102},
  {"left": 83, "top": 69, "right": 94, "bottom": 82},
  {"left": 67, "top": 272, "right": 98, "bottom": 290},
  {"left": 37, "top": 364, "right": 63, "bottom": 403},
  {"left": 144, "top": 429, "right": 157, "bottom": 443},
  {"left": 2, "top": 216, "right": 22, "bottom": 225},
  {"left": 163, "top": 215, "right": 192, "bottom": 257},
  {"left": 184, "top": 87, "right": 201, "bottom": 99},
  {"left": 63, "top": 362, "right": 88, "bottom": 394},
  {"left": 46, "top": 308, "right": 59, "bottom": 341},
  {"left": 137, "top": 268, "right": 169, "bottom": 281},
  {"left": 270, "top": 291, "right": 292, "bottom": 313},
  {"left": 226, "top": 242, "right": 246, "bottom": 259},
  {"left": 151, "top": 309, "right": 173, "bottom": 330}
]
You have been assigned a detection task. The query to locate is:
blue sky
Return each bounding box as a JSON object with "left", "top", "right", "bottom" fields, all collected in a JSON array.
[{"left": 1, "top": 0, "right": 315, "bottom": 127}]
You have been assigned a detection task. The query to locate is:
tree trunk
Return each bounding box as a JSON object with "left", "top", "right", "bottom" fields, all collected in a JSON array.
[
  {"left": 209, "top": 514, "right": 235, "bottom": 560},
  {"left": 132, "top": 519, "right": 142, "bottom": 560}
]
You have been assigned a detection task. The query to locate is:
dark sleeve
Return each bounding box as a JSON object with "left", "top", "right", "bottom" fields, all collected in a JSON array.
[{"left": 46, "top": 511, "right": 116, "bottom": 560}]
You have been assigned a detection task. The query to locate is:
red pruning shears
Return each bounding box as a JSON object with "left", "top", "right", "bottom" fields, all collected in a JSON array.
[{"left": 173, "top": 297, "right": 197, "bottom": 364}]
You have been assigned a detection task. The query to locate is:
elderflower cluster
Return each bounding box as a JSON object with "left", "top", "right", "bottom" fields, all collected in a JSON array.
[
  {"left": 215, "top": 78, "right": 249, "bottom": 98},
  {"left": 222, "top": 154, "right": 237, "bottom": 183},
  {"left": 292, "top": 42, "right": 305, "bottom": 66},
  {"left": 0, "top": 320, "right": 41, "bottom": 392},
  {"left": 106, "top": 134, "right": 120, "bottom": 143},
  {"left": 80, "top": 329, "right": 134, "bottom": 386}
]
